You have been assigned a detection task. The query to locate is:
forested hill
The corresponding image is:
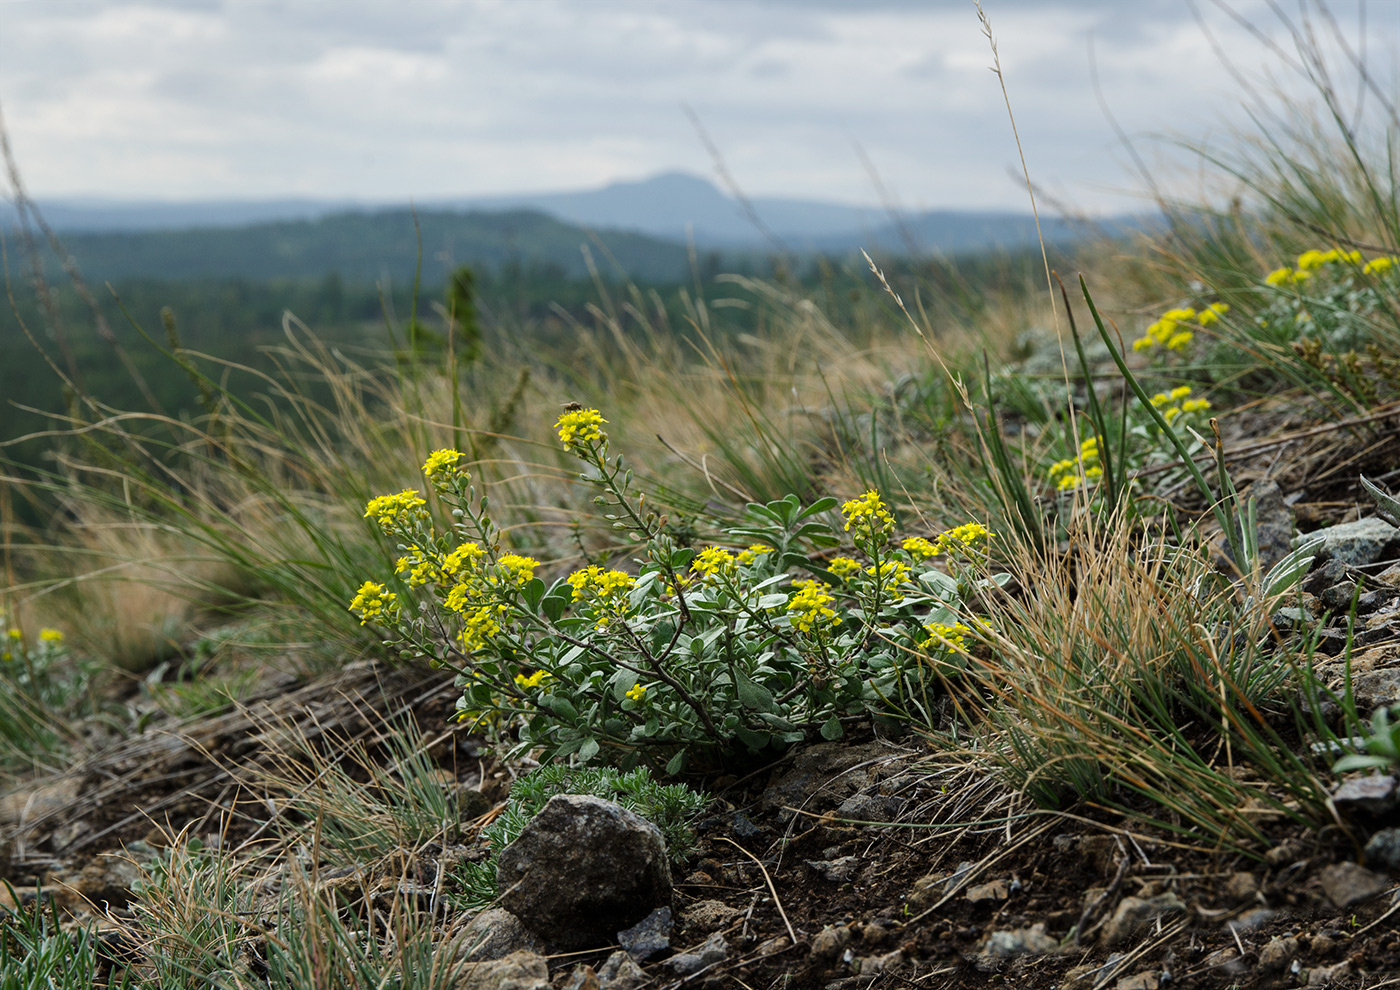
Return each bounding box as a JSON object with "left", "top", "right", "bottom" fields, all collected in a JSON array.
[{"left": 40, "top": 208, "right": 699, "bottom": 286}]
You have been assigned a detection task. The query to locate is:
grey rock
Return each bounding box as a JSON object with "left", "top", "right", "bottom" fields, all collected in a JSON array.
[
  {"left": 0, "top": 777, "right": 82, "bottom": 827},
  {"left": 1102, "top": 894, "right": 1185, "bottom": 947},
  {"left": 680, "top": 899, "right": 743, "bottom": 932},
  {"left": 1258, "top": 936, "right": 1299, "bottom": 974},
  {"left": 1302, "top": 517, "right": 1400, "bottom": 567},
  {"left": 458, "top": 909, "right": 545, "bottom": 962},
  {"left": 836, "top": 792, "right": 902, "bottom": 823},
  {"left": 596, "top": 951, "right": 648, "bottom": 990},
  {"left": 1115, "top": 973, "right": 1160, "bottom": 990},
  {"left": 458, "top": 787, "right": 493, "bottom": 821},
  {"left": 1333, "top": 774, "right": 1399, "bottom": 816},
  {"left": 760, "top": 741, "right": 896, "bottom": 815},
  {"left": 1200, "top": 946, "right": 1247, "bottom": 977},
  {"left": 806, "top": 856, "right": 860, "bottom": 882},
  {"left": 1322, "top": 581, "right": 1360, "bottom": 611},
  {"left": 453, "top": 949, "right": 550, "bottom": 990},
  {"left": 616, "top": 906, "right": 670, "bottom": 961},
  {"left": 1365, "top": 827, "right": 1400, "bottom": 872},
  {"left": 1307, "top": 960, "right": 1352, "bottom": 986},
  {"left": 1353, "top": 669, "right": 1400, "bottom": 711},
  {"left": 667, "top": 932, "right": 728, "bottom": 976},
  {"left": 810, "top": 924, "right": 852, "bottom": 963},
  {"left": 1227, "top": 907, "right": 1276, "bottom": 934},
  {"left": 496, "top": 795, "right": 671, "bottom": 951},
  {"left": 965, "top": 879, "right": 1010, "bottom": 903},
  {"left": 980, "top": 923, "right": 1058, "bottom": 959},
  {"left": 1222, "top": 871, "right": 1259, "bottom": 902},
  {"left": 1320, "top": 861, "right": 1389, "bottom": 909}
]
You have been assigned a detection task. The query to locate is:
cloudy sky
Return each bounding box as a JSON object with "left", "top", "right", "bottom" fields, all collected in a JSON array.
[{"left": 0, "top": 0, "right": 1390, "bottom": 213}]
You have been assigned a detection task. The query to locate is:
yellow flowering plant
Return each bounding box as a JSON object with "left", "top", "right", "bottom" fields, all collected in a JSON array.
[{"left": 351, "top": 416, "right": 1003, "bottom": 771}]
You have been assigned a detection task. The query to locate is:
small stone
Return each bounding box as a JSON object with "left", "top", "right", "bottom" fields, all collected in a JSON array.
[
  {"left": 1223, "top": 871, "right": 1259, "bottom": 902},
  {"left": 454, "top": 949, "right": 550, "bottom": 990},
  {"left": 616, "top": 906, "right": 670, "bottom": 961},
  {"left": 561, "top": 966, "right": 600, "bottom": 990},
  {"left": 667, "top": 932, "right": 728, "bottom": 976},
  {"left": 1266, "top": 840, "right": 1303, "bottom": 866},
  {"left": 1310, "top": 933, "right": 1337, "bottom": 956},
  {"left": 904, "top": 873, "right": 941, "bottom": 912},
  {"left": 1258, "top": 936, "right": 1299, "bottom": 973},
  {"left": 1307, "top": 960, "right": 1352, "bottom": 986},
  {"left": 860, "top": 922, "right": 889, "bottom": 947},
  {"left": 1322, "top": 581, "right": 1360, "bottom": 610},
  {"left": 1365, "top": 827, "right": 1400, "bottom": 872},
  {"left": 1333, "top": 775, "right": 1399, "bottom": 816},
  {"left": 1227, "top": 907, "right": 1276, "bottom": 934},
  {"left": 595, "top": 951, "right": 648, "bottom": 990},
  {"left": 979, "top": 923, "right": 1058, "bottom": 959},
  {"left": 731, "top": 811, "right": 762, "bottom": 839},
  {"left": 1102, "top": 894, "right": 1185, "bottom": 947},
  {"left": 1201, "top": 946, "right": 1247, "bottom": 977},
  {"left": 1115, "top": 972, "right": 1159, "bottom": 990},
  {"left": 1304, "top": 518, "right": 1400, "bottom": 567},
  {"left": 680, "top": 899, "right": 743, "bottom": 932},
  {"left": 810, "top": 924, "right": 852, "bottom": 963},
  {"left": 806, "top": 856, "right": 860, "bottom": 883},
  {"left": 1320, "top": 861, "right": 1389, "bottom": 909},
  {"left": 458, "top": 909, "right": 544, "bottom": 962},
  {"left": 854, "top": 948, "right": 903, "bottom": 974},
  {"left": 496, "top": 795, "right": 671, "bottom": 951},
  {"left": 836, "top": 792, "right": 901, "bottom": 823},
  {"left": 965, "top": 879, "right": 1009, "bottom": 903},
  {"left": 1353, "top": 669, "right": 1400, "bottom": 711},
  {"left": 458, "top": 787, "right": 493, "bottom": 821}
]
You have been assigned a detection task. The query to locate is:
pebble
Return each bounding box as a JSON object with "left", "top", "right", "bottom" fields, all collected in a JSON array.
[
  {"left": 1366, "top": 827, "right": 1400, "bottom": 872},
  {"left": 1319, "top": 861, "right": 1389, "bottom": 909},
  {"left": 1332, "top": 774, "right": 1398, "bottom": 816}
]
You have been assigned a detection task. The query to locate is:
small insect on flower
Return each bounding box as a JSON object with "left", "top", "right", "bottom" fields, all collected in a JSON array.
[{"left": 556, "top": 407, "right": 607, "bottom": 450}]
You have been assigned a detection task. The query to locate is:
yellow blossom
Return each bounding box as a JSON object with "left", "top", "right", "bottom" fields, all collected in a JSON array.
[
  {"left": 827, "top": 555, "right": 865, "bottom": 577},
  {"left": 422, "top": 448, "right": 464, "bottom": 479},
  {"left": 785, "top": 584, "right": 839, "bottom": 636},
  {"left": 441, "top": 543, "right": 486, "bottom": 577},
  {"left": 737, "top": 544, "right": 773, "bottom": 564},
  {"left": 457, "top": 605, "right": 505, "bottom": 652},
  {"left": 567, "top": 565, "right": 636, "bottom": 601},
  {"left": 556, "top": 408, "right": 607, "bottom": 449},
  {"left": 38, "top": 628, "right": 62, "bottom": 643},
  {"left": 514, "top": 669, "right": 551, "bottom": 690},
  {"left": 923, "top": 621, "right": 972, "bottom": 652},
  {"left": 363, "top": 490, "right": 427, "bottom": 531},
  {"left": 497, "top": 554, "right": 539, "bottom": 588},
  {"left": 841, "top": 490, "right": 895, "bottom": 544},
  {"left": 1265, "top": 267, "right": 1295, "bottom": 287},
  {"left": 1364, "top": 256, "right": 1397, "bottom": 275},
  {"left": 349, "top": 580, "right": 399, "bottom": 626},
  {"left": 691, "top": 547, "right": 736, "bottom": 578},
  {"left": 1196, "top": 302, "right": 1229, "bottom": 327},
  {"left": 934, "top": 522, "right": 991, "bottom": 555},
  {"left": 625, "top": 683, "right": 648, "bottom": 702}
]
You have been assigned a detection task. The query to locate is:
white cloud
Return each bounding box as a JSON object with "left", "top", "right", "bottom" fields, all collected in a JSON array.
[{"left": 0, "top": 0, "right": 1387, "bottom": 211}]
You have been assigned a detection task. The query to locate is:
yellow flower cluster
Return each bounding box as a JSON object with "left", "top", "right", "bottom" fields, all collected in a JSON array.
[
  {"left": 363, "top": 490, "right": 427, "bottom": 531},
  {"left": 514, "top": 669, "right": 551, "bottom": 690},
  {"left": 556, "top": 408, "right": 607, "bottom": 449},
  {"left": 625, "top": 682, "right": 648, "bottom": 702},
  {"left": 1266, "top": 248, "right": 1364, "bottom": 287},
  {"left": 39, "top": 628, "right": 63, "bottom": 643},
  {"left": 1364, "top": 256, "right": 1397, "bottom": 275},
  {"left": 922, "top": 621, "right": 972, "bottom": 653},
  {"left": 497, "top": 554, "right": 539, "bottom": 588},
  {"left": 691, "top": 547, "right": 736, "bottom": 578},
  {"left": 1132, "top": 303, "right": 1228, "bottom": 353},
  {"left": 422, "top": 448, "right": 463, "bottom": 479},
  {"left": 456, "top": 604, "right": 506, "bottom": 652},
  {"left": 442, "top": 542, "right": 486, "bottom": 577},
  {"left": 900, "top": 537, "right": 938, "bottom": 561},
  {"left": 785, "top": 583, "right": 839, "bottom": 635},
  {"left": 841, "top": 490, "right": 895, "bottom": 544},
  {"left": 1150, "top": 385, "right": 1211, "bottom": 425},
  {"left": 567, "top": 565, "right": 636, "bottom": 601},
  {"left": 827, "top": 555, "right": 864, "bottom": 577},
  {"left": 1048, "top": 436, "right": 1104, "bottom": 492},
  {"left": 349, "top": 580, "right": 399, "bottom": 626},
  {"left": 737, "top": 544, "right": 773, "bottom": 565},
  {"left": 933, "top": 522, "right": 991, "bottom": 555},
  {"left": 394, "top": 547, "right": 442, "bottom": 588}
]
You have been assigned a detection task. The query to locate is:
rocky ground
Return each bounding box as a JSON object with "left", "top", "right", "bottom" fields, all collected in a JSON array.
[{"left": 5, "top": 479, "right": 1400, "bottom": 987}]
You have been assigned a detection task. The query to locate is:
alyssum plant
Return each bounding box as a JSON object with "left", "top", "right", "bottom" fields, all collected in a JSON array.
[{"left": 351, "top": 409, "right": 1003, "bottom": 770}]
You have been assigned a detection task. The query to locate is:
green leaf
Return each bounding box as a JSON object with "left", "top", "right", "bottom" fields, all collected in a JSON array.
[
  {"left": 796, "top": 496, "right": 839, "bottom": 519},
  {"left": 577, "top": 737, "right": 600, "bottom": 763},
  {"left": 820, "top": 716, "right": 844, "bottom": 741},
  {"left": 666, "top": 750, "right": 687, "bottom": 775},
  {"left": 522, "top": 578, "right": 546, "bottom": 609},
  {"left": 735, "top": 670, "right": 776, "bottom": 712},
  {"left": 542, "top": 594, "right": 570, "bottom": 623},
  {"left": 1333, "top": 754, "right": 1394, "bottom": 773},
  {"left": 735, "top": 726, "right": 771, "bottom": 751},
  {"left": 547, "top": 696, "right": 579, "bottom": 721},
  {"left": 611, "top": 668, "right": 638, "bottom": 701}
]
